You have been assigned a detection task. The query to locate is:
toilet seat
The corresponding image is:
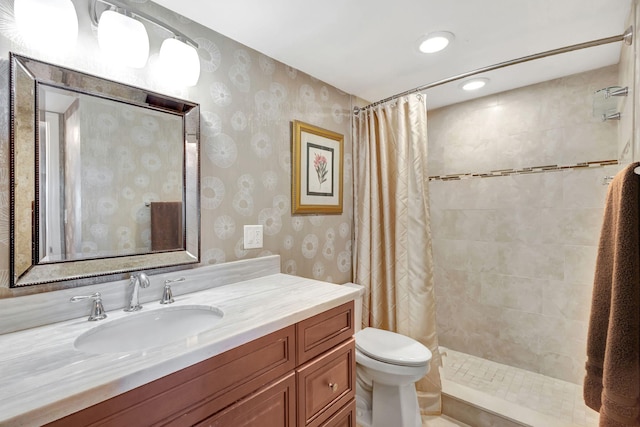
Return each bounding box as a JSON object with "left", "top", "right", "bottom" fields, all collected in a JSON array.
[
  {"left": 356, "top": 348, "right": 429, "bottom": 380},
  {"left": 355, "top": 327, "right": 432, "bottom": 367}
]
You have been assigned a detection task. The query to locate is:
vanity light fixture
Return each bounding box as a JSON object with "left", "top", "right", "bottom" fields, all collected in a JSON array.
[
  {"left": 97, "top": 9, "right": 149, "bottom": 68},
  {"left": 460, "top": 77, "right": 490, "bottom": 91},
  {"left": 14, "top": 0, "right": 78, "bottom": 52},
  {"left": 418, "top": 31, "right": 454, "bottom": 54},
  {"left": 91, "top": 0, "right": 201, "bottom": 85}
]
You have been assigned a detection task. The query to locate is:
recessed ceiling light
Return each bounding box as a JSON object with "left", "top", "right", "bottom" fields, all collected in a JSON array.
[
  {"left": 418, "top": 31, "right": 454, "bottom": 54},
  {"left": 460, "top": 78, "right": 489, "bottom": 91}
]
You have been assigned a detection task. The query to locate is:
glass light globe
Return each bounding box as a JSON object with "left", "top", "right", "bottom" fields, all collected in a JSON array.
[
  {"left": 98, "top": 10, "right": 149, "bottom": 68},
  {"left": 159, "top": 38, "right": 201, "bottom": 87},
  {"left": 14, "top": 0, "right": 78, "bottom": 52}
]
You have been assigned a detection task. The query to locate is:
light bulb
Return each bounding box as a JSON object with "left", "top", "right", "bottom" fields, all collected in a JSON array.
[
  {"left": 461, "top": 78, "right": 489, "bottom": 91},
  {"left": 418, "top": 31, "right": 454, "bottom": 54}
]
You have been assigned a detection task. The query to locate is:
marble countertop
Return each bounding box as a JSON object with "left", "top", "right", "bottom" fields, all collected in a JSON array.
[{"left": 0, "top": 273, "right": 359, "bottom": 426}]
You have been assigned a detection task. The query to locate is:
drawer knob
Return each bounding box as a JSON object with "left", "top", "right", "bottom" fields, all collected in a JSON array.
[{"left": 329, "top": 382, "right": 338, "bottom": 392}]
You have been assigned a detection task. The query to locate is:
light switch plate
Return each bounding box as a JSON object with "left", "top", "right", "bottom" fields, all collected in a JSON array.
[{"left": 243, "top": 225, "right": 263, "bottom": 249}]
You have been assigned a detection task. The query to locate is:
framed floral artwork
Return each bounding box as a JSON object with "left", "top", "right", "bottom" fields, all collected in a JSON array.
[{"left": 292, "top": 120, "right": 343, "bottom": 214}]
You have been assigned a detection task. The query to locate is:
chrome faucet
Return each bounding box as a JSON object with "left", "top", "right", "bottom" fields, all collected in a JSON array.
[
  {"left": 125, "top": 272, "right": 150, "bottom": 312},
  {"left": 70, "top": 292, "right": 107, "bottom": 321}
]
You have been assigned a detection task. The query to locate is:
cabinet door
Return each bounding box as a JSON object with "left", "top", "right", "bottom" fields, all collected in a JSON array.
[
  {"left": 196, "top": 372, "right": 296, "bottom": 427},
  {"left": 319, "top": 401, "right": 355, "bottom": 427},
  {"left": 297, "top": 339, "right": 355, "bottom": 427}
]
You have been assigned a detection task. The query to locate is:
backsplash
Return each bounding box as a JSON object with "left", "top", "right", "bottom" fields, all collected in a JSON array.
[
  {"left": 0, "top": 255, "right": 282, "bottom": 335},
  {"left": 0, "top": 0, "right": 354, "bottom": 297}
]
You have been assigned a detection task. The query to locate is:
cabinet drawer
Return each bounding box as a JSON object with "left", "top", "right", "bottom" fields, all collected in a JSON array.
[
  {"left": 319, "top": 400, "right": 355, "bottom": 427},
  {"left": 195, "top": 372, "right": 296, "bottom": 427},
  {"left": 297, "top": 339, "right": 355, "bottom": 427},
  {"left": 296, "top": 301, "right": 354, "bottom": 365}
]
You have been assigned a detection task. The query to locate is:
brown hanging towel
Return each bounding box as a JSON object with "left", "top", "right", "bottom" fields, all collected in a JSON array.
[{"left": 584, "top": 162, "right": 640, "bottom": 426}]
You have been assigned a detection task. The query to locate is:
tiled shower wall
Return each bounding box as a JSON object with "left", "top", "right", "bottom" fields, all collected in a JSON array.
[
  {"left": 428, "top": 65, "right": 620, "bottom": 384},
  {"left": 0, "top": 0, "right": 353, "bottom": 298},
  {"left": 618, "top": 3, "right": 635, "bottom": 165}
]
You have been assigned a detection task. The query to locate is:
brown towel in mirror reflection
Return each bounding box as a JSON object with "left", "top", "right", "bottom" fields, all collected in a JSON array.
[{"left": 150, "top": 202, "right": 183, "bottom": 251}]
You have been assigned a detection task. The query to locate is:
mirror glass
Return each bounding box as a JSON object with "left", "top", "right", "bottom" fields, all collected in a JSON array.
[{"left": 10, "top": 54, "right": 200, "bottom": 287}]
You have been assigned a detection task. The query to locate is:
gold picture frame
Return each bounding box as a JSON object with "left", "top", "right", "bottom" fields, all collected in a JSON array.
[{"left": 292, "top": 120, "right": 344, "bottom": 214}]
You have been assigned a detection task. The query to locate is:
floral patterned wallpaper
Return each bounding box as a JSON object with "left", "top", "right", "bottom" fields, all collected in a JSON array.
[{"left": 0, "top": 0, "right": 354, "bottom": 295}]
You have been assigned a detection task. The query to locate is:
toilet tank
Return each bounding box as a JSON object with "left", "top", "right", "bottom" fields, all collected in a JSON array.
[{"left": 343, "top": 282, "right": 365, "bottom": 332}]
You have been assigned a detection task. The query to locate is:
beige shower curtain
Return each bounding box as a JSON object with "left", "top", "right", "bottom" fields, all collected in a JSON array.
[{"left": 352, "top": 95, "right": 442, "bottom": 414}]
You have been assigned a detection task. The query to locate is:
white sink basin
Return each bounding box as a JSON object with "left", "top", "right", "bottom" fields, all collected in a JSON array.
[{"left": 74, "top": 305, "right": 224, "bottom": 354}]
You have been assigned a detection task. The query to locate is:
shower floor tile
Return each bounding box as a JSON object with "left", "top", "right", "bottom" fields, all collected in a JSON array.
[
  {"left": 423, "top": 414, "right": 471, "bottom": 426},
  {"left": 441, "top": 348, "right": 599, "bottom": 427}
]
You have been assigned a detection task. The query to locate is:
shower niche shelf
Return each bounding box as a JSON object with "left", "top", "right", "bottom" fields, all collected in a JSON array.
[{"left": 593, "top": 86, "right": 628, "bottom": 121}]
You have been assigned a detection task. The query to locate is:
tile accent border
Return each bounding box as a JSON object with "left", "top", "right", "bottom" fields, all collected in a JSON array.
[{"left": 429, "top": 159, "right": 619, "bottom": 182}]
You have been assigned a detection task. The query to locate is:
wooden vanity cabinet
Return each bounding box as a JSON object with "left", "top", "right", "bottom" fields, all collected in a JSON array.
[
  {"left": 46, "top": 301, "right": 355, "bottom": 427},
  {"left": 295, "top": 302, "right": 356, "bottom": 427}
]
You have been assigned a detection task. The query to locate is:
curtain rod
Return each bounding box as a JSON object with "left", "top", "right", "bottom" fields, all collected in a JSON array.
[{"left": 354, "top": 26, "right": 633, "bottom": 114}]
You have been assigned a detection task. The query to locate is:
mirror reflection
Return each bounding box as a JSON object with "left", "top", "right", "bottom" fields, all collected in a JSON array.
[
  {"left": 38, "top": 85, "right": 185, "bottom": 263},
  {"left": 10, "top": 54, "right": 200, "bottom": 288}
]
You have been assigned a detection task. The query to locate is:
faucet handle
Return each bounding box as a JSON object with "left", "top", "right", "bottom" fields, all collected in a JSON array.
[
  {"left": 160, "top": 277, "right": 184, "bottom": 304},
  {"left": 160, "top": 284, "right": 175, "bottom": 305},
  {"left": 164, "top": 277, "right": 185, "bottom": 285},
  {"left": 70, "top": 292, "right": 107, "bottom": 321}
]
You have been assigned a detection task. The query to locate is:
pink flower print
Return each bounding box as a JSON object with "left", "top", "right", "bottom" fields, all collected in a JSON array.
[{"left": 314, "top": 153, "right": 328, "bottom": 187}]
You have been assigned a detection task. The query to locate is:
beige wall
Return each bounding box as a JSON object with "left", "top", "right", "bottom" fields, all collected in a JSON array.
[
  {"left": 0, "top": 0, "right": 353, "bottom": 296},
  {"left": 428, "top": 65, "right": 620, "bottom": 384}
]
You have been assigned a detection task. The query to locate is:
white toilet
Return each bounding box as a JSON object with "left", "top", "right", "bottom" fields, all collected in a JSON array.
[{"left": 344, "top": 283, "right": 432, "bottom": 427}]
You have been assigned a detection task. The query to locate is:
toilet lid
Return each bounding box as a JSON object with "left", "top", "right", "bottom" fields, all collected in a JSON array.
[{"left": 355, "top": 327, "right": 432, "bottom": 367}]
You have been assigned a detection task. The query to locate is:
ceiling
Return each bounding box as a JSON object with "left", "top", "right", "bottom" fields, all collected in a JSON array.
[{"left": 153, "top": 0, "right": 633, "bottom": 110}]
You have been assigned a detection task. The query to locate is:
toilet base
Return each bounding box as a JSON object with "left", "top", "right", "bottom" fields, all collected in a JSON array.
[
  {"left": 355, "top": 395, "right": 373, "bottom": 427},
  {"left": 356, "top": 380, "right": 421, "bottom": 427}
]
